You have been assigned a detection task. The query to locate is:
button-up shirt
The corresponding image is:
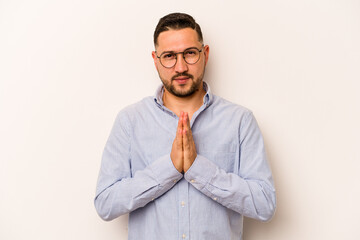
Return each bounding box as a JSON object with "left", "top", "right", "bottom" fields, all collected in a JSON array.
[{"left": 95, "top": 83, "right": 276, "bottom": 240}]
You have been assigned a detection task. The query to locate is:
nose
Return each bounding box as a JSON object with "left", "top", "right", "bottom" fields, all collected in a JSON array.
[{"left": 174, "top": 53, "right": 188, "bottom": 73}]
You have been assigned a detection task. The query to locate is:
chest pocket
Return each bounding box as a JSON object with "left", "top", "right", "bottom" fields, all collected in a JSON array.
[{"left": 198, "top": 143, "right": 237, "bottom": 173}]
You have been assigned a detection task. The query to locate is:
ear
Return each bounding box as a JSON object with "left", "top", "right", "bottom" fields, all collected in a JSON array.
[
  {"left": 203, "top": 45, "right": 210, "bottom": 65},
  {"left": 152, "top": 51, "right": 158, "bottom": 70}
]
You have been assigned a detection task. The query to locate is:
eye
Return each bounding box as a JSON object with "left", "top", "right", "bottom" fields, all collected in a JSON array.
[
  {"left": 185, "top": 50, "right": 196, "bottom": 56},
  {"left": 184, "top": 49, "right": 199, "bottom": 58},
  {"left": 162, "top": 53, "right": 175, "bottom": 59}
]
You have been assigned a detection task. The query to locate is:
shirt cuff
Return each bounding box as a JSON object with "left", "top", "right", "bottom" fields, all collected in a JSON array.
[
  {"left": 148, "top": 154, "right": 184, "bottom": 187},
  {"left": 184, "top": 154, "right": 217, "bottom": 188}
]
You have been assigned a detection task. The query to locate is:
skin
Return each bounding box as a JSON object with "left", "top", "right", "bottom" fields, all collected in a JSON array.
[
  {"left": 171, "top": 111, "right": 197, "bottom": 173},
  {"left": 151, "top": 28, "right": 210, "bottom": 173}
]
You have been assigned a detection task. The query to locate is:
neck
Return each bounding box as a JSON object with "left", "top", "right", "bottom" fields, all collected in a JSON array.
[{"left": 162, "top": 85, "right": 206, "bottom": 120}]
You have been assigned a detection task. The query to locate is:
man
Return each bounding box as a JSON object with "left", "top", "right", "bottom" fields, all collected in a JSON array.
[{"left": 95, "top": 13, "right": 276, "bottom": 239}]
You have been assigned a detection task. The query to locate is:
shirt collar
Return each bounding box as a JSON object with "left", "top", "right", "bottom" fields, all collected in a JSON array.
[{"left": 153, "top": 82, "right": 213, "bottom": 108}]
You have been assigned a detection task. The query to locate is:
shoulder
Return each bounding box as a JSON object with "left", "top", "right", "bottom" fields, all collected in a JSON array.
[
  {"left": 210, "top": 96, "right": 263, "bottom": 141},
  {"left": 210, "top": 95, "right": 253, "bottom": 119},
  {"left": 119, "top": 96, "right": 153, "bottom": 113},
  {"left": 114, "top": 96, "right": 154, "bottom": 126}
]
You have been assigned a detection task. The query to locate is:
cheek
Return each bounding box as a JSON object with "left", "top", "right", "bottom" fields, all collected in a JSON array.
[
  {"left": 158, "top": 68, "right": 172, "bottom": 80},
  {"left": 192, "top": 65, "right": 204, "bottom": 75}
]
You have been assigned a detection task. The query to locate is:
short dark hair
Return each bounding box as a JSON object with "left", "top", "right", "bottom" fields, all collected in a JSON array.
[{"left": 153, "top": 13, "right": 203, "bottom": 47}]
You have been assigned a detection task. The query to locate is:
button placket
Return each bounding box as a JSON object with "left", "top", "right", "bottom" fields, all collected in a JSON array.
[{"left": 178, "top": 179, "right": 189, "bottom": 240}]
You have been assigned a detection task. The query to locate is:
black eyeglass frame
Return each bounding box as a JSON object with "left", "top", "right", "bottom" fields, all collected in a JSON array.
[{"left": 155, "top": 45, "right": 205, "bottom": 69}]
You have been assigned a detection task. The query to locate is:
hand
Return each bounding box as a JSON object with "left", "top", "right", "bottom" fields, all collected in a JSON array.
[
  {"left": 170, "top": 112, "right": 184, "bottom": 173},
  {"left": 170, "top": 112, "right": 197, "bottom": 173},
  {"left": 182, "top": 112, "right": 197, "bottom": 172}
]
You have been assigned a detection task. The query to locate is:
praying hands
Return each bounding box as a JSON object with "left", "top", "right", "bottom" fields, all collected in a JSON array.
[{"left": 170, "top": 111, "right": 197, "bottom": 173}]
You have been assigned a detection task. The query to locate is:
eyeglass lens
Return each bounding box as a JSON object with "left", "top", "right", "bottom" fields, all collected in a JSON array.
[{"left": 160, "top": 48, "right": 201, "bottom": 68}]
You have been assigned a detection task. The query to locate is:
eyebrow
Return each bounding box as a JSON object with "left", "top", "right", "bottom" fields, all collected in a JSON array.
[{"left": 157, "top": 46, "right": 201, "bottom": 55}]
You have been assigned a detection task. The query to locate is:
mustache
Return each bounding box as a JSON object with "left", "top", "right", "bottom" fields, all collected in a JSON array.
[{"left": 171, "top": 73, "right": 194, "bottom": 81}]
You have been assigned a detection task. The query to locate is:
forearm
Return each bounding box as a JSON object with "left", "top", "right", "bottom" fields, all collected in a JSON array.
[
  {"left": 184, "top": 155, "right": 276, "bottom": 221},
  {"left": 95, "top": 154, "right": 183, "bottom": 221}
]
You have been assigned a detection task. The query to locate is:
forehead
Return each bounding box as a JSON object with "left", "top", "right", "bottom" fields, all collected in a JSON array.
[{"left": 156, "top": 28, "right": 201, "bottom": 52}]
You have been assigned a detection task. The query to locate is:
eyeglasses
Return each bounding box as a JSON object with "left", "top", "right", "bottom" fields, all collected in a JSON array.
[{"left": 155, "top": 46, "right": 204, "bottom": 68}]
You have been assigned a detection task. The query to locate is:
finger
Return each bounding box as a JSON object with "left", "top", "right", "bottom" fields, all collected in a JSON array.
[
  {"left": 182, "top": 127, "right": 189, "bottom": 151},
  {"left": 182, "top": 112, "right": 189, "bottom": 129},
  {"left": 171, "top": 112, "right": 184, "bottom": 173},
  {"left": 182, "top": 113, "right": 197, "bottom": 172},
  {"left": 181, "top": 113, "right": 189, "bottom": 148},
  {"left": 176, "top": 112, "right": 183, "bottom": 138},
  {"left": 175, "top": 113, "right": 183, "bottom": 148},
  {"left": 183, "top": 112, "right": 193, "bottom": 140},
  {"left": 177, "top": 111, "right": 183, "bottom": 130}
]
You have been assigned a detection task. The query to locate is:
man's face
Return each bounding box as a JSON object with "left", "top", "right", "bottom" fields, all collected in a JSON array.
[{"left": 152, "top": 28, "right": 209, "bottom": 98}]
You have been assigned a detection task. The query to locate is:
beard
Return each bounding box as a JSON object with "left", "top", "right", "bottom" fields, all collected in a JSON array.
[{"left": 159, "top": 68, "right": 205, "bottom": 98}]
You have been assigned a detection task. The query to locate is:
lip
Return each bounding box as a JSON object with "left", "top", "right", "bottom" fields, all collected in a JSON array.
[
  {"left": 174, "top": 78, "right": 189, "bottom": 84},
  {"left": 174, "top": 76, "right": 190, "bottom": 80}
]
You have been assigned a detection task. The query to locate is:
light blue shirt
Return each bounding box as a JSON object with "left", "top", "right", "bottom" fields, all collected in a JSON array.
[{"left": 95, "top": 83, "right": 276, "bottom": 240}]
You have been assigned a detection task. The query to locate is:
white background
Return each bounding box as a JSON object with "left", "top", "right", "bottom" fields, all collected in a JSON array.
[{"left": 1, "top": 0, "right": 360, "bottom": 239}]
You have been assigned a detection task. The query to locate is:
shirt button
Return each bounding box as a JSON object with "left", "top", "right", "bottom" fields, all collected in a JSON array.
[
  {"left": 213, "top": 197, "right": 217, "bottom": 201},
  {"left": 182, "top": 234, "right": 186, "bottom": 239},
  {"left": 173, "top": 179, "right": 177, "bottom": 183},
  {"left": 181, "top": 201, "right": 185, "bottom": 207},
  {"left": 190, "top": 179, "right": 195, "bottom": 183}
]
